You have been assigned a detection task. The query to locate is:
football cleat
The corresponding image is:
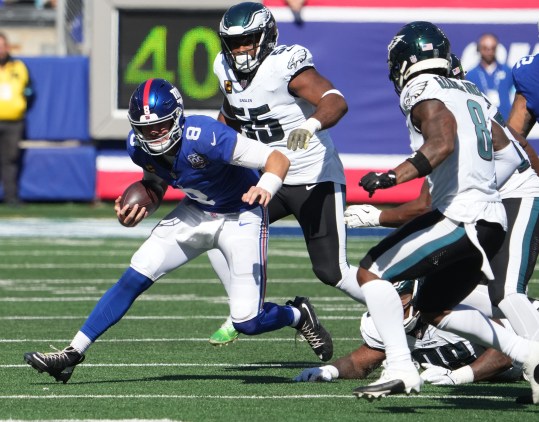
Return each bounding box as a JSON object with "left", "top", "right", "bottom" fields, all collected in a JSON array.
[
  {"left": 287, "top": 296, "right": 333, "bottom": 362},
  {"left": 209, "top": 318, "right": 240, "bottom": 346},
  {"left": 522, "top": 341, "right": 539, "bottom": 404},
  {"left": 24, "top": 346, "right": 85, "bottom": 384},
  {"left": 353, "top": 367, "right": 422, "bottom": 400}
]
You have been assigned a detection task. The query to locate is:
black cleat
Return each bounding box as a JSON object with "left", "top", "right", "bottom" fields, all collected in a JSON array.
[
  {"left": 24, "top": 346, "right": 85, "bottom": 384},
  {"left": 353, "top": 368, "right": 422, "bottom": 400},
  {"left": 287, "top": 296, "right": 333, "bottom": 361}
]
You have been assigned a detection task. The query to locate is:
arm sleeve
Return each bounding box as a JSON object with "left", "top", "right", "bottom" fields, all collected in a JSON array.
[
  {"left": 494, "top": 131, "right": 529, "bottom": 188},
  {"left": 230, "top": 134, "right": 273, "bottom": 169}
]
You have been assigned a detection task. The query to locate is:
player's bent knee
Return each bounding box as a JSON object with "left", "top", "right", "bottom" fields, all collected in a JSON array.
[{"left": 312, "top": 266, "right": 341, "bottom": 287}]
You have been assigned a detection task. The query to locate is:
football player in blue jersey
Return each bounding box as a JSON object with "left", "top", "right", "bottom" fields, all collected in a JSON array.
[
  {"left": 22, "top": 78, "right": 333, "bottom": 384},
  {"left": 508, "top": 49, "right": 539, "bottom": 172},
  {"left": 207, "top": 1, "right": 366, "bottom": 347}
]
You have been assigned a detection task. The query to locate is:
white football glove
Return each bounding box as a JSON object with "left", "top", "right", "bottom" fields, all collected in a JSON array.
[
  {"left": 293, "top": 365, "right": 339, "bottom": 382},
  {"left": 287, "top": 118, "right": 321, "bottom": 151},
  {"left": 344, "top": 204, "right": 382, "bottom": 228},
  {"left": 420, "top": 363, "right": 474, "bottom": 385}
]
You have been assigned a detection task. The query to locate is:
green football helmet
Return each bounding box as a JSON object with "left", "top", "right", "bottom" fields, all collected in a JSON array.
[
  {"left": 219, "top": 2, "right": 278, "bottom": 74},
  {"left": 449, "top": 53, "right": 465, "bottom": 80},
  {"left": 387, "top": 21, "right": 451, "bottom": 94}
]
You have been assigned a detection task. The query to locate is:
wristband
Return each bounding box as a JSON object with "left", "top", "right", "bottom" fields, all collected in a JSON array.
[
  {"left": 256, "top": 172, "right": 283, "bottom": 197},
  {"left": 301, "top": 117, "right": 322, "bottom": 135},
  {"left": 406, "top": 150, "right": 433, "bottom": 177},
  {"left": 451, "top": 365, "right": 474, "bottom": 384},
  {"left": 321, "top": 89, "right": 344, "bottom": 98}
]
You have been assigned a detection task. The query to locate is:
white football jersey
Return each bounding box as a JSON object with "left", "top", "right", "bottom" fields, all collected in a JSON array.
[
  {"left": 401, "top": 74, "right": 505, "bottom": 225},
  {"left": 213, "top": 44, "right": 345, "bottom": 185},
  {"left": 483, "top": 103, "right": 539, "bottom": 199},
  {"left": 360, "top": 311, "right": 480, "bottom": 359}
]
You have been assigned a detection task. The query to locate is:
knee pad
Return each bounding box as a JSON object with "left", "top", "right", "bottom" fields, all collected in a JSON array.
[{"left": 233, "top": 316, "right": 263, "bottom": 335}]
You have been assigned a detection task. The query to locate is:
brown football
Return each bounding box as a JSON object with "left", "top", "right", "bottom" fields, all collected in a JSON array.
[{"left": 120, "top": 180, "right": 164, "bottom": 216}]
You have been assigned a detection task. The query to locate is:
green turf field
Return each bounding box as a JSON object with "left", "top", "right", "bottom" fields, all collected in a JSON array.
[{"left": 1, "top": 206, "right": 538, "bottom": 421}]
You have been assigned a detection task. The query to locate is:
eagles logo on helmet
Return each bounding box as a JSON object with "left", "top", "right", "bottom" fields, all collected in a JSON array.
[
  {"left": 387, "top": 21, "right": 451, "bottom": 95},
  {"left": 128, "top": 78, "right": 185, "bottom": 156},
  {"left": 219, "top": 2, "right": 278, "bottom": 78}
]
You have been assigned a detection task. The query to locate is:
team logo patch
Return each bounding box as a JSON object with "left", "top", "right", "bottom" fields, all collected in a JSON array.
[
  {"left": 402, "top": 81, "right": 428, "bottom": 110},
  {"left": 224, "top": 80, "right": 232, "bottom": 94},
  {"left": 287, "top": 49, "right": 307, "bottom": 70},
  {"left": 387, "top": 35, "right": 405, "bottom": 53},
  {"left": 187, "top": 153, "right": 209, "bottom": 169}
]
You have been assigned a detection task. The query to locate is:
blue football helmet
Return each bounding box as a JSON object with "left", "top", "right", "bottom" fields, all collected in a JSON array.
[
  {"left": 128, "top": 78, "right": 185, "bottom": 156},
  {"left": 219, "top": 2, "right": 278, "bottom": 74}
]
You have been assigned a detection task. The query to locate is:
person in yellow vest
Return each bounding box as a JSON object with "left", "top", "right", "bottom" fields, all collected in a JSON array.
[{"left": 0, "top": 32, "right": 32, "bottom": 205}]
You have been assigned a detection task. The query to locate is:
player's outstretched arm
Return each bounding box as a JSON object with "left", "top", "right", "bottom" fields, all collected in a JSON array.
[
  {"left": 349, "top": 180, "right": 431, "bottom": 228},
  {"left": 421, "top": 347, "right": 513, "bottom": 385},
  {"left": 294, "top": 344, "right": 385, "bottom": 382}
]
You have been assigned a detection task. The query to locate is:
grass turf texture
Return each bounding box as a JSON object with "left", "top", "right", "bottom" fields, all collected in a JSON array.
[{"left": 0, "top": 204, "right": 538, "bottom": 421}]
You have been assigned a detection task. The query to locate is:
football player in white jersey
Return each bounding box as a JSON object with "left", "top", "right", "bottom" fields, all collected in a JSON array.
[
  {"left": 346, "top": 54, "right": 539, "bottom": 346},
  {"left": 295, "top": 280, "right": 530, "bottom": 386},
  {"left": 352, "top": 21, "right": 539, "bottom": 403},
  {"left": 207, "top": 2, "right": 366, "bottom": 346}
]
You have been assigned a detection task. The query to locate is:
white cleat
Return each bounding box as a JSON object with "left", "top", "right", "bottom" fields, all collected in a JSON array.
[
  {"left": 522, "top": 341, "right": 539, "bottom": 404},
  {"left": 353, "top": 368, "right": 422, "bottom": 401}
]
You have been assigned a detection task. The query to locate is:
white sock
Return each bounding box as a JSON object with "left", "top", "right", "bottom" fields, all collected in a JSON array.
[
  {"left": 70, "top": 331, "right": 92, "bottom": 355},
  {"left": 437, "top": 304, "right": 531, "bottom": 363},
  {"left": 291, "top": 308, "right": 301, "bottom": 327},
  {"left": 336, "top": 265, "right": 366, "bottom": 304},
  {"left": 361, "top": 279, "right": 415, "bottom": 371},
  {"left": 498, "top": 294, "right": 539, "bottom": 341}
]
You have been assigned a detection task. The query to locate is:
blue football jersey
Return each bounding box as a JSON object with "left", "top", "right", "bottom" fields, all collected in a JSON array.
[
  {"left": 126, "top": 115, "right": 260, "bottom": 213},
  {"left": 512, "top": 54, "right": 539, "bottom": 124}
]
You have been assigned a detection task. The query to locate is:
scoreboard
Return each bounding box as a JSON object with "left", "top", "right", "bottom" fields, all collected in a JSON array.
[{"left": 90, "top": 0, "right": 240, "bottom": 139}]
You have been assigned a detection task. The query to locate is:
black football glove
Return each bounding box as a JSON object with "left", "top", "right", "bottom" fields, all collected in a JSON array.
[{"left": 359, "top": 170, "right": 397, "bottom": 198}]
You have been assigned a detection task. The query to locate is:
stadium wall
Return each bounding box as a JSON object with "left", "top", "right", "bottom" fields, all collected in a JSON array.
[{"left": 5, "top": 2, "right": 539, "bottom": 203}]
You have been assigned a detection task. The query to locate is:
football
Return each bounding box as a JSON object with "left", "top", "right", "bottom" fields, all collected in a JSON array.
[{"left": 120, "top": 180, "right": 164, "bottom": 216}]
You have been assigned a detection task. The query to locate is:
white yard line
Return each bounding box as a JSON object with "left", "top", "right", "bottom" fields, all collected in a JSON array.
[{"left": 0, "top": 393, "right": 511, "bottom": 400}]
